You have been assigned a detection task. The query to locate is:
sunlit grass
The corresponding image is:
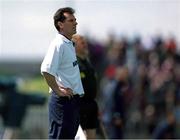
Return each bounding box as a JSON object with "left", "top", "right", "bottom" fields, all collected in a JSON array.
[{"left": 19, "top": 76, "right": 49, "bottom": 95}]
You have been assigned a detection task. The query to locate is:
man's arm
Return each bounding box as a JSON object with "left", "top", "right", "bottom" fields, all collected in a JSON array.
[{"left": 42, "top": 72, "right": 73, "bottom": 98}]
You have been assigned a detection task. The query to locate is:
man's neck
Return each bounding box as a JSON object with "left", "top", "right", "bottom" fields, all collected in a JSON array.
[{"left": 59, "top": 32, "right": 72, "bottom": 40}]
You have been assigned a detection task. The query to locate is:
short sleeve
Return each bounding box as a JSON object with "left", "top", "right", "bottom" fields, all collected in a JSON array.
[{"left": 41, "top": 41, "right": 63, "bottom": 77}]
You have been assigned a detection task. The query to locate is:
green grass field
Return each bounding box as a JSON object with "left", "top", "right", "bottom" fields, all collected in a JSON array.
[{"left": 19, "top": 76, "right": 49, "bottom": 95}]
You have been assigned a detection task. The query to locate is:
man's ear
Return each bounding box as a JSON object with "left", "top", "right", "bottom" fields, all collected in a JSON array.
[{"left": 58, "top": 21, "right": 63, "bottom": 29}]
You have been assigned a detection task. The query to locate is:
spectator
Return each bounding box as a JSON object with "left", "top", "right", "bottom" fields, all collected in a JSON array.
[{"left": 72, "top": 34, "right": 99, "bottom": 139}]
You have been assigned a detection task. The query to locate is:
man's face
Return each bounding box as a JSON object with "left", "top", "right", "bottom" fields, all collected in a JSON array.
[{"left": 60, "top": 12, "right": 77, "bottom": 37}]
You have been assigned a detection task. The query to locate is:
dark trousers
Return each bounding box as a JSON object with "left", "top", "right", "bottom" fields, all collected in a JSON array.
[
  {"left": 80, "top": 98, "right": 98, "bottom": 129},
  {"left": 48, "top": 91, "right": 80, "bottom": 139}
]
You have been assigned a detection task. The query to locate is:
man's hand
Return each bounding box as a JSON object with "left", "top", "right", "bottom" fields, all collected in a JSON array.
[{"left": 57, "top": 86, "right": 74, "bottom": 99}]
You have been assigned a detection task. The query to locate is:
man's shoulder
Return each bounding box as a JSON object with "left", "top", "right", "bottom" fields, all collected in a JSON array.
[
  {"left": 53, "top": 35, "right": 64, "bottom": 45},
  {"left": 50, "top": 36, "right": 65, "bottom": 49}
]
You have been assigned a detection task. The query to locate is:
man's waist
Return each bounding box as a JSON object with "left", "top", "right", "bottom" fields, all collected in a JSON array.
[
  {"left": 73, "top": 91, "right": 84, "bottom": 97},
  {"left": 73, "top": 94, "right": 84, "bottom": 98},
  {"left": 49, "top": 87, "right": 84, "bottom": 95},
  {"left": 51, "top": 90, "right": 84, "bottom": 98}
]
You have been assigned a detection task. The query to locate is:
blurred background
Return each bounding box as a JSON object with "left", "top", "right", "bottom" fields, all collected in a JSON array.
[{"left": 0, "top": 0, "right": 180, "bottom": 139}]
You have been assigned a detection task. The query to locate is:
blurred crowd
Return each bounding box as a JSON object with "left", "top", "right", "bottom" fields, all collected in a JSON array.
[{"left": 85, "top": 33, "right": 180, "bottom": 139}]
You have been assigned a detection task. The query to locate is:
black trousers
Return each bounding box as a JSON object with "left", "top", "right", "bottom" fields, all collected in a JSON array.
[
  {"left": 80, "top": 98, "right": 98, "bottom": 129},
  {"left": 48, "top": 91, "right": 80, "bottom": 139}
]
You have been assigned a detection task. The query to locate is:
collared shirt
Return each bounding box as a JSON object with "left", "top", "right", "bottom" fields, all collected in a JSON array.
[{"left": 41, "top": 33, "right": 84, "bottom": 96}]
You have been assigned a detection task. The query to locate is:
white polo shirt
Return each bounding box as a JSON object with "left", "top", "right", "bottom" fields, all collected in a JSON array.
[{"left": 41, "top": 33, "right": 84, "bottom": 96}]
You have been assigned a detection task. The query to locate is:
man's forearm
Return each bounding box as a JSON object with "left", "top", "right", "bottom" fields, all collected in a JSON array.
[
  {"left": 42, "top": 72, "right": 74, "bottom": 98},
  {"left": 42, "top": 72, "right": 60, "bottom": 94}
]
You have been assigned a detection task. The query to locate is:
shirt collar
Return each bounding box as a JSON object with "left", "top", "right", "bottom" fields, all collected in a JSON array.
[{"left": 57, "top": 33, "right": 72, "bottom": 43}]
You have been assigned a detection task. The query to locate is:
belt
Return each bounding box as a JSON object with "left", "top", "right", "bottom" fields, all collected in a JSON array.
[
  {"left": 73, "top": 94, "right": 84, "bottom": 98},
  {"left": 51, "top": 91, "right": 84, "bottom": 98},
  {"left": 61, "top": 94, "right": 83, "bottom": 100},
  {"left": 73, "top": 91, "right": 84, "bottom": 97}
]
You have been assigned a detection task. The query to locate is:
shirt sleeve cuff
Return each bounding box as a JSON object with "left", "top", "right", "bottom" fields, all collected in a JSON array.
[{"left": 41, "top": 67, "right": 57, "bottom": 77}]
